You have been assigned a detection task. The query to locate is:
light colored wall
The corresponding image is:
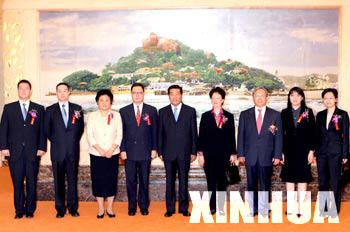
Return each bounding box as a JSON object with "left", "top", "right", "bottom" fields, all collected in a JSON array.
[{"left": 1, "top": 0, "right": 350, "bottom": 165}]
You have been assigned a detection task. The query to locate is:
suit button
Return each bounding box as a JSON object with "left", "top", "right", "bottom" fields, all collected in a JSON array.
[
  {"left": 22, "top": 142, "right": 25, "bottom": 146},
  {"left": 24, "top": 124, "right": 26, "bottom": 127},
  {"left": 134, "top": 141, "right": 137, "bottom": 144}
]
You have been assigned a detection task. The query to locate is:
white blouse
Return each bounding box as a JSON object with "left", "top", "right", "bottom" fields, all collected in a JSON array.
[{"left": 86, "top": 110, "right": 123, "bottom": 156}]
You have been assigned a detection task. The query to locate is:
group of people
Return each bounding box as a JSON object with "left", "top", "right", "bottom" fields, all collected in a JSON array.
[{"left": 0, "top": 79, "right": 349, "bottom": 220}]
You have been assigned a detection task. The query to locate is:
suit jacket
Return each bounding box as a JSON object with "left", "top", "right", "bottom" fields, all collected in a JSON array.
[
  {"left": 158, "top": 104, "right": 198, "bottom": 161},
  {"left": 198, "top": 109, "right": 236, "bottom": 161},
  {"left": 120, "top": 103, "right": 158, "bottom": 161},
  {"left": 315, "top": 107, "right": 349, "bottom": 159},
  {"left": 45, "top": 102, "right": 84, "bottom": 162},
  {"left": 0, "top": 101, "right": 47, "bottom": 162},
  {"left": 237, "top": 107, "right": 283, "bottom": 166},
  {"left": 281, "top": 107, "right": 316, "bottom": 156}
]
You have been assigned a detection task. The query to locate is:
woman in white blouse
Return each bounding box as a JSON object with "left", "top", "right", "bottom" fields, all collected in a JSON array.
[{"left": 87, "top": 89, "right": 123, "bottom": 219}]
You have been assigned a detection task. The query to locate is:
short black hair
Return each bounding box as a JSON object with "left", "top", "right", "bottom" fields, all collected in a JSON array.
[
  {"left": 131, "top": 83, "right": 145, "bottom": 92},
  {"left": 167, "top": 85, "right": 183, "bottom": 95},
  {"left": 17, "top": 79, "right": 32, "bottom": 89},
  {"left": 322, "top": 88, "right": 338, "bottom": 99},
  {"left": 95, "top": 89, "right": 113, "bottom": 103},
  {"left": 209, "top": 87, "right": 226, "bottom": 99},
  {"left": 56, "top": 82, "right": 71, "bottom": 91}
]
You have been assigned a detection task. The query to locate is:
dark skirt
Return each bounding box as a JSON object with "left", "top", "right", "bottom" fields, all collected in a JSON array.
[
  {"left": 90, "top": 154, "right": 119, "bottom": 198},
  {"left": 280, "top": 150, "right": 312, "bottom": 183}
]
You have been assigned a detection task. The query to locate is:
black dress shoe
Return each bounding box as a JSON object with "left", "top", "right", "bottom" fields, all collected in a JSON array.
[
  {"left": 181, "top": 211, "right": 191, "bottom": 217},
  {"left": 106, "top": 211, "right": 116, "bottom": 218},
  {"left": 15, "top": 213, "right": 24, "bottom": 219},
  {"left": 26, "top": 213, "right": 34, "bottom": 218},
  {"left": 56, "top": 212, "right": 65, "bottom": 218},
  {"left": 164, "top": 211, "right": 173, "bottom": 217},
  {"left": 128, "top": 211, "right": 136, "bottom": 216},
  {"left": 70, "top": 211, "right": 80, "bottom": 217},
  {"left": 97, "top": 213, "right": 104, "bottom": 219},
  {"left": 210, "top": 209, "right": 216, "bottom": 215},
  {"left": 141, "top": 209, "right": 149, "bottom": 216}
]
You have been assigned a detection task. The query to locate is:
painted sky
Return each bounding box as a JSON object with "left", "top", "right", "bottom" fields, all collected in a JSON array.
[{"left": 39, "top": 9, "right": 338, "bottom": 92}]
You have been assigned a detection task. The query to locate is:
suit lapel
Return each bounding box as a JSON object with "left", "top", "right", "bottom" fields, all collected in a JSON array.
[
  {"left": 25, "top": 102, "right": 33, "bottom": 124},
  {"left": 260, "top": 107, "right": 271, "bottom": 135},
  {"left": 66, "top": 102, "right": 74, "bottom": 129},
  {"left": 327, "top": 107, "right": 340, "bottom": 130},
  {"left": 55, "top": 103, "right": 66, "bottom": 129},
  {"left": 176, "top": 104, "right": 185, "bottom": 123},
  {"left": 249, "top": 108, "right": 259, "bottom": 136},
  {"left": 15, "top": 101, "right": 25, "bottom": 122}
]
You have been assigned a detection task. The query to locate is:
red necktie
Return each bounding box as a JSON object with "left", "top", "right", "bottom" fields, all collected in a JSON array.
[
  {"left": 136, "top": 105, "right": 141, "bottom": 126},
  {"left": 257, "top": 109, "right": 262, "bottom": 134}
]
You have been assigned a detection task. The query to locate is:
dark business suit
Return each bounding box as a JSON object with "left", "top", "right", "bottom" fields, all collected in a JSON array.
[
  {"left": 120, "top": 103, "right": 158, "bottom": 212},
  {"left": 198, "top": 110, "right": 236, "bottom": 211},
  {"left": 44, "top": 102, "right": 84, "bottom": 214},
  {"left": 158, "top": 104, "right": 197, "bottom": 213},
  {"left": 315, "top": 107, "right": 349, "bottom": 214},
  {"left": 0, "top": 101, "right": 46, "bottom": 215},
  {"left": 237, "top": 107, "right": 282, "bottom": 215}
]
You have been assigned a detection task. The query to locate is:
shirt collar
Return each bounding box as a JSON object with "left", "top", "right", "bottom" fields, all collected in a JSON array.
[
  {"left": 19, "top": 99, "right": 30, "bottom": 106},
  {"left": 171, "top": 103, "right": 182, "bottom": 112},
  {"left": 255, "top": 105, "right": 266, "bottom": 113},
  {"left": 59, "top": 101, "right": 69, "bottom": 108},
  {"left": 133, "top": 102, "right": 143, "bottom": 109}
]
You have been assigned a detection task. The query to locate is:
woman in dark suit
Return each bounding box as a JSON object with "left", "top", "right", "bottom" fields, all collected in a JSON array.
[
  {"left": 315, "top": 88, "right": 349, "bottom": 216},
  {"left": 197, "top": 87, "right": 237, "bottom": 215},
  {"left": 280, "top": 87, "right": 316, "bottom": 216}
]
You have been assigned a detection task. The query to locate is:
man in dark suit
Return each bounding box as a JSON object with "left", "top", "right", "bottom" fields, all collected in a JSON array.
[
  {"left": 0, "top": 80, "right": 47, "bottom": 219},
  {"left": 44, "top": 82, "right": 84, "bottom": 218},
  {"left": 158, "top": 85, "right": 198, "bottom": 217},
  {"left": 237, "top": 87, "right": 282, "bottom": 217},
  {"left": 120, "top": 83, "right": 158, "bottom": 216}
]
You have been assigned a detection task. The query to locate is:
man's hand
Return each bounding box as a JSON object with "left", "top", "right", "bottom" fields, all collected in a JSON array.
[
  {"left": 190, "top": 154, "right": 196, "bottom": 163},
  {"left": 37, "top": 150, "right": 46, "bottom": 157},
  {"left": 197, "top": 151, "right": 204, "bottom": 167},
  {"left": 272, "top": 158, "right": 280, "bottom": 166},
  {"left": 151, "top": 150, "right": 158, "bottom": 159},
  {"left": 308, "top": 151, "right": 315, "bottom": 164},
  {"left": 230, "top": 154, "right": 237, "bottom": 165},
  {"left": 343, "top": 159, "right": 348, "bottom": 164},
  {"left": 280, "top": 154, "right": 285, "bottom": 165},
  {"left": 159, "top": 155, "right": 164, "bottom": 161},
  {"left": 1, "top": 149, "right": 10, "bottom": 157},
  {"left": 120, "top": 151, "right": 127, "bottom": 160},
  {"left": 238, "top": 157, "right": 245, "bottom": 165}
]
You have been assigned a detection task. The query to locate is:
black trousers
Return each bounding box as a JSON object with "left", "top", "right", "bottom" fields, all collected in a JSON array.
[
  {"left": 204, "top": 158, "right": 227, "bottom": 211},
  {"left": 52, "top": 158, "right": 79, "bottom": 214},
  {"left": 246, "top": 162, "right": 272, "bottom": 214},
  {"left": 125, "top": 159, "right": 151, "bottom": 211},
  {"left": 164, "top": 158, "right": 190, "bottom": 213},
  {"left": 317, "top": 153, "right": 342, "bottom": 214},
  {"left": 9, "top": 150, "right": 39, "bottom": 214}
]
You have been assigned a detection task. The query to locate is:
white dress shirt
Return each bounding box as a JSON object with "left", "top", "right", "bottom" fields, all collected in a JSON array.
[
  {"left": 255, "top": 105, "right": 267, "bottom": 122},
  {"left": 19, "top": 100, "right": 30, "bottom": 112},
  {"left": 171, "top": 103, "right": 182, "bottom": 114},
  {"left": 326, "top": 109, "right": 335, "bottom": 129},
  {"left": 87, "top": 110, "right": 123, "bottom": 156},
  {"left": 58, "top": 101, "right": 69, "bottom": 122},
  {"left": 133, "top": 102, "right": 143, "bottom": 116}
]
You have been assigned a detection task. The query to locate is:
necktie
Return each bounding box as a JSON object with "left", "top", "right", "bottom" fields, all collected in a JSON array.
[
  {"left": 62, "top": 104, "right": 68, "bottom": 128},
  {"left": 257, "top": 109, "right": 263, "bottom": 134},
  {"left": 22, "top": 103, "right": 27, "bottom": 121},
  {"left": 174, "top": 107, "right": 179, "bottom": 122},
  {"left": 136, "top": 105, "right": 141, "bottom": 126}
]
